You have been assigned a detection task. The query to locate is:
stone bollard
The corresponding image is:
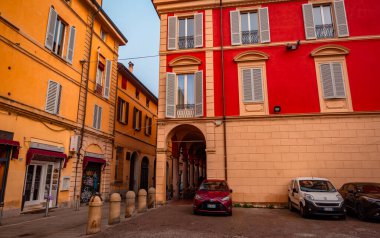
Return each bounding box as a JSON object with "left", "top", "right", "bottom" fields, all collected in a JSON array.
[
  {"left": 86, "top": 195, "right": 103, "bottom": 235},
  {"left": 125, "top": 191, "right": 135, "bottom": 218},
  {"left": 137, "top": 189, "right": 147, "bottom": 213},
  {"left": 148, "top": 187, "right": 156, "bottom": 209},
  {"left": 108, "top": 193, "right": 121, "bottom": 225}
]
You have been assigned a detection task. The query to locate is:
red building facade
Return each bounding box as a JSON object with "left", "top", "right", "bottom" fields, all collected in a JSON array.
[{"left": 153, "top": 0, "right": 380, "bottom": 204}]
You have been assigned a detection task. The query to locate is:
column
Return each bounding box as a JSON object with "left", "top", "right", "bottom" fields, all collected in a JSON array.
[
  {"left": 182, "top": 157, "right": 188, "bottom": 191},
  {"left": 194, "top": 159, "right": 199, "bottom": 187},
  {"left": 173, "top": 157, "right": 179, "bottom": 199},
  {"left": 189, "top": 160, "right": 194, "bottom": 188}
]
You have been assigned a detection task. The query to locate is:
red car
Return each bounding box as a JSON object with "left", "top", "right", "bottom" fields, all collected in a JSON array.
[{"left": 193, "top": 179, "right": 232, "bottom": 216}]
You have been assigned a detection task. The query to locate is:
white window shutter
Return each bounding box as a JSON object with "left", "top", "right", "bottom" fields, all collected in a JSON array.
[
  {"left": 166, "top": 73, "right": 176, "bottom": 118},
  {"left": 168, "top": 16, "right": 177, "bottom": 50},
  {"left": 332, "top": 63, "right": 346, "bottom": 98},
  {"left": 320, "top": 64, "right": 334, "bottom": 99},
  {"left": 334, "top": 0, "right": 349, "bottom": 37},
  {"left": 302, "top": 4, "right": 316, "bottom": 40},
  {"left": 66, "top": 26, "right": 76, "bottom": 64},
  {"left": 95, "top": 52, "right": 101, "bottom": 85},
  {"left": 259, "top": 8, "right": 271, "bottom": 43},
  {"left": 45, "top": 7, "right": 57, "bottom": 50},
  {"left": 230, "top": 10, "right": 241, "bottom": 45},
  {"left": 93, "top": 105, "right": 98, "bottom": 129},
  {"left": 242, "top": 69, "right": 253, "bottom": 102},
  {"left": 252, "top": 68, "right": 264, "bottom": 102},
  {"left": 104, "top": 59, "right": 112, "bottom": 99},
  {"left": 97, "top": 107, "right": 102, "bottom": 129},
  {"left": 45, "top": 80, "right": 60, "bottom": 114},
  {"left": 195, "top": 71, "right": 203, "bottom": 117},
  {"left": 194, "top": 13, "right": 203, "bottom": 48}
]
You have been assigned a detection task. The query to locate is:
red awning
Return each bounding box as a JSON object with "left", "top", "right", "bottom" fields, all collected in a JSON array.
[
  {"left": 26, "top": 148, "right": 68, "bottom": 168},
  {"left": 83, "top": 156, "right": 106, "bottom": 171},
  {"left": 0, "top": 139, "right": 20, "bottom": 159}
]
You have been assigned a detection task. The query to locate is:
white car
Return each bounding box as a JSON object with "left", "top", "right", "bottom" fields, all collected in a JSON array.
[{"left": 288, "top": 177, "right": 346, "bottom": 219}]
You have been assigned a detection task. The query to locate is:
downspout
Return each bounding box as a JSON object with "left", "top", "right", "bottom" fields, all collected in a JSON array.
[{"left": 220, "top": 0, "right": 228, "bottom": 181}]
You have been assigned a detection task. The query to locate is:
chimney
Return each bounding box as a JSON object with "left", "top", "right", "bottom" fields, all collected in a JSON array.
[{"left": 128, "top": 61, "right": 134, "bottom": 73}]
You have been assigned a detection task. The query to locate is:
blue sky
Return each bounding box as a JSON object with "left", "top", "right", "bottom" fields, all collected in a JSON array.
[{"left": 103, "top": 0, "right": 160, "bottom": 97}]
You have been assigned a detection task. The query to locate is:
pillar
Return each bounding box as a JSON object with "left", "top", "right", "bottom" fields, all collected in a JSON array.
[
  {"left": 182, "top": 157, "right": 188, "bottom": 190},
  {"left": 189, "top": 161, "right": 194, "bottom": 188},
  {"left": 173, "top": 157, "right": 179, "bottom": 199},
  {"left": 194, "top": 160, "right": 199, "bottom": 187}
]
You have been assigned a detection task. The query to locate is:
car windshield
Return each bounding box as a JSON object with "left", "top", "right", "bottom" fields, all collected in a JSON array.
[
  {"left": 199, "top": 181, "right": 229, "bottom": 191},
  {"left": 357, "top": 184, "right": 380, "bottom": 194},
  {"left": 299, "top": 180, "right": 336, "bottom": 192}
]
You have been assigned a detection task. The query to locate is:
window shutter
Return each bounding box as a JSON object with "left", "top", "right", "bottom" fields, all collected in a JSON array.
[
  {"left": 104, "top": 59, "right": 112, "bottom": 99},
  {"left": 195, "top": 71, "right": 203, "bottom": 117},
  {"left": 168, "top": 16, "right": 177, "bottom": 50},
  {"left": 149, "top": 118, "right": 152, "bottom": 135},
  {"left": 56, "top": 84, "right": 62, "bottom": 114},
  {"left": 259, "top": 8, "right": 271, "bottom": 43},
  {"left": 45, "top": 80, "right": 60, "bottom": 114},
  {"left": 334, "top": 0, "right": 349, "bottom": 37},
  {"left": 125, "top": 102, "right": 129, "bottom": 124},
  {"left": 320, "top": 64, "right": 334, "bottom": 99},
  {"left": 117, "top": 97, "right": 121, "bottom": 122},
  {"left": 252, "top": 68, "right": 264, "bottom": 102},
  {"left": 138, "top": 110, "right": 142, "bottom": 130},
  {"left": 230, "top": 10, "right": 241, "bottom": 45},
  {"left": 332, "top": 63, "right": 346, "bottom": 98},
  {"left": 302, "top": 4, "right": 316, "bottom": 40},
  {"left": 194, "top": 13, "right": 203, "bottom": 48},
  {"left": 95, "top": 52, "right": 101, "bottom": 85},
  {"left": 66, "top": 26, "right": 76, "bottom": 63},
  {"left": 93, "top": 105, "right": 99, "bottom": 128},
  {"left": 45, "top": 7, "right": 57, "bottom": 50},
  {"left": 97, "top": 107, "right": 102, "bottom": 129},
  {"left": 166, "top": 73, "right": 176, "bottom": 118},
  {"left": 133, "top": 108, "right": 137, "bottom": 129},
  {"left": 242, "top": 69, "right": 253, "bottom": 102}
]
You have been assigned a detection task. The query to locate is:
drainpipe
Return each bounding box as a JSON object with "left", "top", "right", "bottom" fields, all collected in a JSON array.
[{"left": 220, "top": 0, "right": 228, "bottom": 181}]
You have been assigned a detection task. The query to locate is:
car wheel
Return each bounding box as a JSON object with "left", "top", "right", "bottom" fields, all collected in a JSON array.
[
  {"left": 300, "top": 203, "right": 309, "bottom": 218},
  {"left": 288, "top": 198, "right": 294, "bottom": 212},
  {"left": 357, "top": 203, "right": 367, "bottom": 221}
]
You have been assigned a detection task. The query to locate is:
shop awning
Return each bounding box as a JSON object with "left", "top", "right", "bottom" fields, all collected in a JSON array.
[
  {"left": 0, "top": 139, "right": 20, "bottom": 159},
  {"left": 83, "top": 156, "right": 106, "bottom": 171},
  {"left": 26, "top": 148, "right": 68, "bottom": 168}
]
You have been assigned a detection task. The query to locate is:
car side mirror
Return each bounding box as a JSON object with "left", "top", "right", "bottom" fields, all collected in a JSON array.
[{"left": 292, "top": 188, "right": 298, "bottom": 193}]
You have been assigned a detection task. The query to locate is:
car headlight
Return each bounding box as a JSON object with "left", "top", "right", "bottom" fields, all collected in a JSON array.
[
  {"left": 305, "top": 194, "right": 314, "bottom": 201},
  {"left": 336, "top": 194, "right": 343, "bottom": 201},
  {"left": 195, "top": 195, "right": 203, "bottom": 200},
  {"left": 221, "top": 196, "right": 230, "bottom": 202}
]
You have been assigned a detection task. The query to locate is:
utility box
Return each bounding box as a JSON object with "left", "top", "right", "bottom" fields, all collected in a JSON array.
[{"left": 70, "top": 135, "right": 80, "bottom": 152}]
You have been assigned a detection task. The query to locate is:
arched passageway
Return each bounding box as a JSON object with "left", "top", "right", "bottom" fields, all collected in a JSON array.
[
  {"left": 129, "top": 152, "right": 139, "bottom": 193},
  {"left": 140, "top": 157, "right": 149, "bottom": 191}
]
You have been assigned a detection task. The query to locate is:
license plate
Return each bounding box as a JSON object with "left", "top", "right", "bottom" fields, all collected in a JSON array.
[
  {"left": 324, "top": 207, "right": 333, "bottom": 211},
  {"left": 207, "top": 204, "right": 216, "bottom": 209}
]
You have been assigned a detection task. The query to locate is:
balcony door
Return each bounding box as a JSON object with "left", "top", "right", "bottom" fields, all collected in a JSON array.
[{"left": 177, "top": 74, "right": 195, "bottom": 117}]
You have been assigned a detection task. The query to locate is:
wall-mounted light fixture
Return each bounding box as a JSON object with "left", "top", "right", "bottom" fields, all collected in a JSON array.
[
  {"left": 286, "top": 40, "right": 301, "bottom": 51},
  {"left": 274, "top": 105, "right": 281, "bottom": 114}
]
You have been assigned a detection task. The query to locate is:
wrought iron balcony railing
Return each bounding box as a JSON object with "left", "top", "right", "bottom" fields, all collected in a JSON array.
[
  {"left": 315, "top": 24, "right": 334, "bottom": 39},
  {"left": 242, "top": 30, "right": 259, "bottom": 44},
  {"left": 178, "top": 36, "right": 194, "bottom": 49},
  {"left": 176, "top": 104, "right": 195, "bottom": 118}
]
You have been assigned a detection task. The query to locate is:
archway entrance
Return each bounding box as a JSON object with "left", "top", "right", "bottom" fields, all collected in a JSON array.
[
  {"left": 129, "top": 152, "right": 139, "bottom": 193},
  {"left": 140, "top": 157, "right": 149, "bottom": 191},
  {"left": 165, "top": 124, "right": 206, "bottom": 200}
]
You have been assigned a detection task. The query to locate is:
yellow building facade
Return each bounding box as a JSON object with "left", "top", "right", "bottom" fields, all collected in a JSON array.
[{"left": 0, "top": 0, "right": 127, "bottom": 217}]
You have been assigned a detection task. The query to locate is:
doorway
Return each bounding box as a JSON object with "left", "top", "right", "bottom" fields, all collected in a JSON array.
[
  {"left": 140, "top": 157, "right": 149, "bottom": 191},
  {"left": 81, "top": 162, "right": 101, "bottom": 203}
]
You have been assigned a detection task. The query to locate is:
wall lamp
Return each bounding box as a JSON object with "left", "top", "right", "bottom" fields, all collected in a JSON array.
[
  {"left": 286, "top": 40, "right": 301, "bottom": 51},
  {"left": 274, "top": 105, "right": 281, "bottom": 114}
]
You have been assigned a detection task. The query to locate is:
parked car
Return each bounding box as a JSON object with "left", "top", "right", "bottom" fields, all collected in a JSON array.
[
  {"left": 193, "top": 179, "right": 232, "bottom": 216},
  {"left": 288, "top": 177, "right": 346, "bottom": 219},
  {"left": 339, "top": 182, "right": 380, "bottom": 220}
]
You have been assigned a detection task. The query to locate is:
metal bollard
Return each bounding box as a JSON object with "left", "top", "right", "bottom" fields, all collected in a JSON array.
[
  {"left": 108, "top": 193, "right": 121, "bottom": 225},
  {"left": 86, "top": 195, "right": 103, "bottom": 235},
  {"left": 148, "top": 187, "right": 156, "bottom": 209},
  {"left": 137, "top": 189, "right": 147, "bottom": 213},
  {"left": 125, "top": 191, "right": 135, "bottom": 218}
]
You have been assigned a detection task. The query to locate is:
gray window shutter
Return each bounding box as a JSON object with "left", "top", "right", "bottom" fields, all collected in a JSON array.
[
  {"left": 56, "top": 84, "right": 62, "bottom": 114},
  {"left": 252, "top": 68, "right": 264, "bottom": 102},
  {"left": 242, "top": 69, "right": 253, "bottom": 102},
  {"left": 195, "top": 71, "right": 203, "bottom": 117},
  {"left": 45, "top": 7, "right": 57, "bottom": 50},
  {"left": 168, "top": 16, "right": 177, "bottom": 50},
  {"left": 230, "top": 10, "right": 241, "bottom": 45},
  {"left": 93, "top": 105, "right": 98, "bottom": 128},
  {"left": 332, "top": 63, "right": 346, "bottom": 98},
  {"left": 97, "top": 106, "right": 102, "bottom": 129},
  {"left": 334, "top": 0, "right": 349, "bottom": 37},
  {"left": 259, "top": 8, "right": 271, "bottom": 43},
  {"left": 104, "top": 59, "right": 112, "bottom": 99},
  {"left": 194, "top": 13, "right": 203, "bottom": 48},
  {"left": 320, "top": 64, "right": 334, "bottom": 99},
  {"left": 66, "top": 26, "right": 76, "bottom": 64},
  {"left": 166, "top": 73, "right": 176, "bottom": 118},
  {"left": 302, "top": 4, "right": 316, "bottom": 40},
  {"left": 45, "top": 80, "right": 61, "bottom": 114}
]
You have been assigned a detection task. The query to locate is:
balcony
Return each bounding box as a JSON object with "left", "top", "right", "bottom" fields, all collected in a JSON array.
[
  {"left": 242, "top": 30, "right": 259, "bottom": 44},
  {"left": 178, "top": 36, "right": 194, "bottom": 49},
  {"left": 176, "top": 104, "right": 195, "bottom": 118},
  {"left": 315, "top": 24, "right": 334, "bottom": 39}
]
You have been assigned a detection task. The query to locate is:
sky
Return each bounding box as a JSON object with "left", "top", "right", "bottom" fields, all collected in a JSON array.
[{"left": 103, "top": 0, "right": 160, "bottom": 97}]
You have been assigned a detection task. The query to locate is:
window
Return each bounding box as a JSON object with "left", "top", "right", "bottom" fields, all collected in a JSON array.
[
  {"left": 320, "top": 62, "right": 346, "bottom": 99},
  {"left": 302, "top": 0, "right": 349, "bottom": 40},
  {"left": 121, "top": 76, "right": 127, "bottom": 90},
  {"left": 146, "top": 99, "right": 150, "bottom": 108},
  {"left": 230, "top": 8, "right": 270, "bottom": 45},
  {"left": 167, "top": 13, "right": 203, "bottom": 50},
  {"left": 133, "top": 107, "right": 142, "bottom": 131},
  {"left": 115, "top": 147, "right": 123, "bottom": 181},
  {"left": 45, "top": 80, "right": 62, "bottom": 115},
  {"left": 45, "top": 7, "right": 76, "bottom": 63},
  {"left": 117, "top": 98, "right": 129, "bottom": 124},
  {"left": 95, "top": 54, "right": 112, "bottom": 99},
  {"left": 145, "top": 116, "right": 152, "bottom": 136},
  {"left": 135, "top": 90, "right": 140, "bottom": 99},
  {"left": 241, "top": 68, "right": 264, "bottom": 103},
  {"left": 93, "top": 105, "right": 102, "bottom": 130},
  {"left": 166, "top": 71, "right": 203, "bottom": 118},
  {"left": 100, "top": 29, "right": 107, "bottom": 41},
  {"left": 95, "top": 62, "right": 104, "bottom": 95}
]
